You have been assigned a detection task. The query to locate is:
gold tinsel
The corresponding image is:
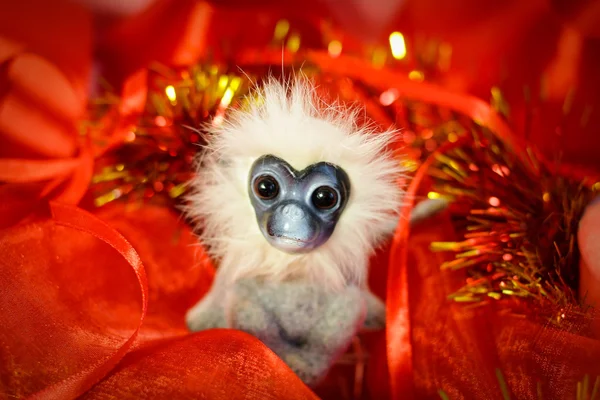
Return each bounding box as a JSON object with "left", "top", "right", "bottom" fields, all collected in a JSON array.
[
  {"left": 428, "top": 127, "right": 596, "bottom": 322},
  {"left": 89, "top": 63, "right": 251, "bottom": 208}
]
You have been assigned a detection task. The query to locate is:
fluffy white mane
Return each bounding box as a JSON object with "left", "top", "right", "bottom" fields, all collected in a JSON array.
[{"left": 186, "top": 77, "right": 406, "bottom": 291}]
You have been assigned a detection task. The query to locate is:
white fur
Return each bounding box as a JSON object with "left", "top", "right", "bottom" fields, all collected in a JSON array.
[{"left": 185, "top": 77, "right": 406, "bottom": 291}]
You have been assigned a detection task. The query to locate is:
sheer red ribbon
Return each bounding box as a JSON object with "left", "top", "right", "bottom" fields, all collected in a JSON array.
[
  {"left": 0, "top": 200, "right": 320, "bottom": 399},
  {"left": 0, "top": 202, "right": 147, "bottom": 398}
]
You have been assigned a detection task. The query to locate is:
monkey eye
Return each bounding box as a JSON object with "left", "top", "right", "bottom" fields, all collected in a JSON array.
[
  {"left": 254, "top": 175, "right": 280, "bottom": 200},
  {"left": 311, "top": 186, "right": 338, "bottom": 210}
]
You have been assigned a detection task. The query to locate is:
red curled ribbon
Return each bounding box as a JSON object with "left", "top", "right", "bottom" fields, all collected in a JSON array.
[
  {"left": 37, "top": 202, "right": 148, "bottom": 399},
  {"left": 0, "top": 202, "right": 148, "bottom": 399}
]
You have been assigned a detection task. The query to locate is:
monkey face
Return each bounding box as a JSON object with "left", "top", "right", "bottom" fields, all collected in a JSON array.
[{"left": 248, "top": 155, "right": 351, "bottom": 254}]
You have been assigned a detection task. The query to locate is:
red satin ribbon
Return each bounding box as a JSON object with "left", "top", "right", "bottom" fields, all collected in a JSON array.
[
  {"left": 386, "top": 142, "right": 452, "bottom": 399},
  {"left": 235, "top": 50, "right": 516, "bottom": 147},
  {"left": 28, "top": 202, "right": 148, "bottom": 399},
  {"left": 81, "top": 329, "right": 319, "bottom": 400},
  {"left": 96, "top": 0, "right": 213, "bottom": 85},
  {"left": 0, "top": 149, "right": 95, "bottom": 205},
  {"left": 0, "top": 158, "right": 81, "bottom": 182},
  {"left": 52, "top": 147, "right": 95, "bottom": 204}
]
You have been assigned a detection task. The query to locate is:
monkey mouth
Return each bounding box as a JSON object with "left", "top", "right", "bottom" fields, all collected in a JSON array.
[
  {"left": 266, "top": 233, "right": 318, "bottom": 253},
  {"left": 266, "top": 226, "right": 316, "bottom": 245},
  {"left": 263, "top": 220, "right": 321, "bottom": 253},
  {"left": 271, "top": 234, "right": 313, "bottom": 245}
]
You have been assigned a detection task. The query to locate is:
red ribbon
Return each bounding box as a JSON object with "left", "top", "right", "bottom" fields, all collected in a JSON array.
[
  {"left": 34, "top": 203, "right": 147, "bottom": 399},
  {"left": 0, "top": 202, "right": 149, "bottom": 399}
]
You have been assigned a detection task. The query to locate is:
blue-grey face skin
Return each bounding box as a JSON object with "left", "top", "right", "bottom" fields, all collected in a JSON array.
[{"left": 248, "top": 155, "right": 351, "bottom": 254}]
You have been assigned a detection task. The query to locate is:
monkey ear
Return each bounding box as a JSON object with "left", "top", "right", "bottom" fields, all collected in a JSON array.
[{"left": 578, "top": 196, "right": 600, "bottom": 335}]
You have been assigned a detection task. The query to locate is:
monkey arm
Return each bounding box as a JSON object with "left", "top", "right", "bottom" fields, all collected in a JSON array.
[
  {"left": 185, "top": 287, "right": 229, "bottom": 331},
  {"left": 361, "top": 290, "right": 386, "bottom": 330}
]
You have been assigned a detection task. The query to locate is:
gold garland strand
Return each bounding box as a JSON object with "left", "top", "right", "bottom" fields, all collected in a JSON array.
[{"left": 428, "top": 127, "right": 597, "bottom": 323}]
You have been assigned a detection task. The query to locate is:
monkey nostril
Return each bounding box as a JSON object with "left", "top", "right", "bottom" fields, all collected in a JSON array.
[{"left": 266, "top": 219, "right": 276, "bottom": 237}]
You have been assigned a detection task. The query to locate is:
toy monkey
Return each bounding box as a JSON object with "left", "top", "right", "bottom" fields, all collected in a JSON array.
[{"left": 185, "top": 77, "right": 438, "bottom": 386}]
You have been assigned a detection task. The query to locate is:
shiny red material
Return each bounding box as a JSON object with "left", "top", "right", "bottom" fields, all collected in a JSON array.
[
  {"left": 2, "top": 0, "right": 600, "bottom": 399},
  {"left": 0, "top": 1, "right": 93, "bottom": 205},
  {"left": 389, "top": 167, "right": 600, "bottom": 399},
  {"left": 0, "top": 202, "right": 146, "bottom": 399},
  {"left": 82, "top": 330, "right": 318, "bottom": 400}
]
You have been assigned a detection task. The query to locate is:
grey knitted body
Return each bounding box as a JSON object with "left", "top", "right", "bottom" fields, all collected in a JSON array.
[{"left": 187, "top": 279, "right": 385, "bottom": 386}]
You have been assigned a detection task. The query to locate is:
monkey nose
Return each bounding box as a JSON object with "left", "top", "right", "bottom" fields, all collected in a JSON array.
[
  {"left": 265, "top": 202, "right": 319, "bottom": 247},
  {"left": 280, "top": 203, "right": 306, "bottom": 221}
]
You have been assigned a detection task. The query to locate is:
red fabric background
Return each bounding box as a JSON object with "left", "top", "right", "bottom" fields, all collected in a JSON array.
[{"left": 1, "top": 0, "right": 600, "bottom": 398}]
